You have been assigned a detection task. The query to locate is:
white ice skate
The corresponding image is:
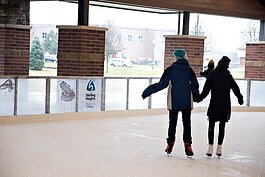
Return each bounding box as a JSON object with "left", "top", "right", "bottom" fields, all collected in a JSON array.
[
  {"left": 206, "top": 144, "right": 213, "bottom": 158},
  {"left": 216, "top": 145, "right": 222, "bottom": 158}
]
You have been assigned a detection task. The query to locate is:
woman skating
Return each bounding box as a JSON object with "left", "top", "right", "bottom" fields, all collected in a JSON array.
[{"left": 198, "top": 56, "right": 244, "bottom": 157}]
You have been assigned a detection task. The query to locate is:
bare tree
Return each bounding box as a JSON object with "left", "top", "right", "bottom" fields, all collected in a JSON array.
[
  {"left": 190, "top": 14, "right": 212, "bottom": 52},
  {"left": 104, "top": 21, "right": 123, "bottom": 72},
  {"left": 191, "top": 14, "right": 204, "bottom": 36},
  {"left": 241, "top": 20, "right": 259, "bottom": 46}
]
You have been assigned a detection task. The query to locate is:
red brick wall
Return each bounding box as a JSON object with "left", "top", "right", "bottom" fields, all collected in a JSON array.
[
  {"left": 0, "top": 25, "right": 30, "bottom": 75},
  {"left": 57, "top": 26, "right": 107, "bottom": 76},
  {"left": 0, "top": 0, "right": 30, "bottom": 25},
  {"left": 245, "top": 42, "right": 265, "bottom": 79},
  {"left": 164, "top": 35, "right": 205, "bottom": 76},
  {"left": 0, "top": 27, "right": 4, "bottom": 74}
]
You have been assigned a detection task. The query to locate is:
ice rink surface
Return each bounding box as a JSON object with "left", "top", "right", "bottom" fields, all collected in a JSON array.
[{"left": 0, "top": 111, "right": 264, "bottom": 177}]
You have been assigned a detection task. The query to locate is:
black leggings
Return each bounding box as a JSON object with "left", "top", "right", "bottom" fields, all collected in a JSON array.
[{"left": 208, "top": 120, "right": 226, "bottom": 145}]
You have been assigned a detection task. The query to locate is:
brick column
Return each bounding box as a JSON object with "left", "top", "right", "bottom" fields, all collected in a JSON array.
[
  {"left": 57, "top": 26, "right": 107, "bottom": 76},
  {"left": 164, "top": 35, "right": 205, "bottom": 76},
  {"left": 245, "top": 42, "right": 265, "bottom": 79},
  {"left": 0, "top": 24, "right": 30, "bottom": 75}
]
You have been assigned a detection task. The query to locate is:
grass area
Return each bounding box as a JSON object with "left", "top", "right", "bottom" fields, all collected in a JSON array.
[
  {"left": 229, "top": 68, "right": 245, "bottom": 79},
  {"left": 29, "top": 62, "right": 57, "bottom": 76},
  {"left": 29, "top": 68, "right": 57, "bottom": 76},
  {"left": 105, "top": 65, "right": 163, "bottom": 77},
  {"left": 29, "top": 63, "right": 244, "bottom": 79}
]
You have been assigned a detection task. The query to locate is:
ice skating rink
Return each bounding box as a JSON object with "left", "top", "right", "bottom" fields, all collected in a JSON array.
[{"left": 0, "top": 109, "right": 264, "bottom": 177}]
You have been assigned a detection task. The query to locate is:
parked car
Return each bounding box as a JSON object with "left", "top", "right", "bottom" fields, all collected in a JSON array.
[
  {"left": 109, "top": 58, "right": 134, "bottom": 68},
  {"left": 44, "top": 54, "right": 57, "bottom": 63},
  {"left": 44, "top": 57, "right": 57, "bottom": 63}
]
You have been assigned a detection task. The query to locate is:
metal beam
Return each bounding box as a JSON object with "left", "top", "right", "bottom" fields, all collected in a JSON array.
[
  {"left": 177, "top": 11, "right": 181, "bottom": 35},
  {"left": 182, "top": 11, "right": 190, "bottom": 35},
  {"left": 78, "top": 0, "right": 89, "bottom": 26},
  {"left": 258, "top": 0, "right": 265, "bottom": 8}
]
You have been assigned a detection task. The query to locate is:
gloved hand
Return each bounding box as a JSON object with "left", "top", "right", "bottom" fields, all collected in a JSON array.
[
  {"left": 193, "top": 95, "right": 202, "bottom": 103},
  {"left": 142, "top": 90, "right": 148, "bottom": 99},
  {"left": 142, "top": 93, "right": 147, "bottom": 99},
  {"left": 238, "top": 98, "right": 244, "bottom": 105}
]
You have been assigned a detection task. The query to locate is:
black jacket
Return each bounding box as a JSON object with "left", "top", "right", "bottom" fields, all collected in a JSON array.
[{"left": 200, "top": 68, "right": 243, "bottom": 122}]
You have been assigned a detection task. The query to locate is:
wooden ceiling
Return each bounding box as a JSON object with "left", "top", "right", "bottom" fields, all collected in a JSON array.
[
  {"left": 32, "top": 0, "right": 265, "bottom": 20},
  {"left": 100, "top": 0, "right": 265, "bottom": 19}
]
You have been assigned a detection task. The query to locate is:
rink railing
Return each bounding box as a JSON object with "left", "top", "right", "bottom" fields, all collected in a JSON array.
[{"left": 0, "top": 76, "right": 264, "bottom": 116}]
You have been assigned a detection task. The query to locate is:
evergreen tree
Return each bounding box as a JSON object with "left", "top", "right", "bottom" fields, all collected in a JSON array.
[
  {"left": 30, "top": 37, "right": 44, "bottom": 70},
  {"left": 42, "top": 30, "right": 58, "bottom": 54}
]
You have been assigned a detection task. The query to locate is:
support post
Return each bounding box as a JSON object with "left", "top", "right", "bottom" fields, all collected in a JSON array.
[
  {"left": 246, "top": 80, "right": 251, "bottom": 107},
  {"left": 78, "top": 0, "right": 89, "bottom": 26},
  {"left": 101, "top": 78, "right": 106, "bottom": 111},
  {"left": 148, "top": 78, "right": 152, "bottom": 109},
  {"left": 182, "top": 11, "right": 190, "bottom": 35},
  {"left": 45, "top": 78, "right": 51, "bottom": 114},
  {"left": 126, "top": 78, "right": 130, "bottom": 110}
]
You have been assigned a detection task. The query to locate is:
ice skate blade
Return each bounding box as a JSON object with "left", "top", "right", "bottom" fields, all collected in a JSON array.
[
  {"left": 165, "top": 151, "right": 172, "bottom": 155},
  {"left": 206, "top": 155, "right": 212, "bottom": 159},
  {"left": 165, "top": 152, "right": 172, "bottom": 156},
  {"left": 186, "top": 155, "right": 194, "bottom": 159},
  {"left": 217, "top": 155, "right": 222, "bottom": 159},
  {"left": 206, "top": 153, "right": 212, "bottom": 157}
]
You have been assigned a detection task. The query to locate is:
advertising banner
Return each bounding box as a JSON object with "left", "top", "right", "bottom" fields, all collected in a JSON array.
[
  {"left": 78, "top": 79, "right": 102, "bottom": 112},
  {"left": 50, "top": 79, "right": 76, "bottom": 113},
  {"left": 0, "top": 78, "right": 15, "bottom": 116}
]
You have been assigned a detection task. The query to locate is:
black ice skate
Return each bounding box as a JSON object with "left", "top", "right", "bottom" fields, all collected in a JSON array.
[
  {"left": 184, "top": 142, "right": 194, "bottom": 157},
  {"left": 165, "top": 142, "right": 174, "bottom": 155}
]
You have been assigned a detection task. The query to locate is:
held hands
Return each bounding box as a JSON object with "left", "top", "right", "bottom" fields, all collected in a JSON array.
[{"left": 193, "top": 94, "right": 203, "bottom": 103}]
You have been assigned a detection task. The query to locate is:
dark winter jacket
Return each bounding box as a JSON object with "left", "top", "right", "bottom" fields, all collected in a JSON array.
[
  {"left": 200, "top": 68, "right": 213, "bottom": 78},
  {"left": 142, "top": 59, "right": 200, "bottom": 110},
  {"left": 200, "top": 62, "right": 214, "bottom": 78},
  {"left": 200, "top": 68, "right": 243, "bottom": 122}
]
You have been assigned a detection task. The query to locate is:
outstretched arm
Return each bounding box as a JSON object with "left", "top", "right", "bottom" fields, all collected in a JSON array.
[
  {"left": 230, "top": 76, "right": 244, "bottom": 105},
  {"left": 200, "top": 70, "right": 207, "bottom": 78},
  {"left": 142, "top": 67, "right": 171, "bottom": 99}
]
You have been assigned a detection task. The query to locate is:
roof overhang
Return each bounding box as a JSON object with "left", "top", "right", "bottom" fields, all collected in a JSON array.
[{"left": 31, "top": 0, "right": 265, "bottom": 20}]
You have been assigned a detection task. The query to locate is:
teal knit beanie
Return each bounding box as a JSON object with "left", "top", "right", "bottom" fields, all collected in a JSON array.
[{"left": 173, "top": 49, "right": 187, "bottom": 60}]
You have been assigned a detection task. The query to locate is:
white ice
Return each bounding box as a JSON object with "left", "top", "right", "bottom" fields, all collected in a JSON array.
[{"left": 0, "top": 111, "right": 264, "bottom": 177}]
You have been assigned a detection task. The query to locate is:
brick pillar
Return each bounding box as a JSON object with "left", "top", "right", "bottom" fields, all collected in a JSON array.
[
  {"left": 245, "top": 42, "right": 265, "bottom": 79},
  {"left": 164, "top": 35, "right": 205, "bottom": 76},
  {"left": 0, "top": 0, "right": 30, "bottom": 25},
  {"left": 0, "top": 0, "right": 30, "bottom": 75},
  {"left": 57, "top": 25, "right": 107, "bottom": 76},
  {"left": 0, "top": 24, "right": 30, "bottom": 75}
]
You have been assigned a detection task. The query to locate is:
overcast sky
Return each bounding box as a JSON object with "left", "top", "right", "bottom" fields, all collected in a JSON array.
[{"left": 30, "top": 1, "right": 260, "bottom": 56}]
